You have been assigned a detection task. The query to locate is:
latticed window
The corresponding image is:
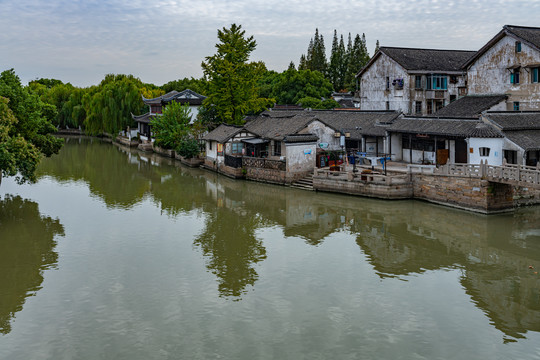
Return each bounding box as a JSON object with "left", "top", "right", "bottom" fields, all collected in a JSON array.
[{"left": 231, "top": 142, "right": 243, "bottom": 155}]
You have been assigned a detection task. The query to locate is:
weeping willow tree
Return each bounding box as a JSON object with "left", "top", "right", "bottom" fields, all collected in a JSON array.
[{"left": 82, "top": 74, "right": 158, "bottom": 136}]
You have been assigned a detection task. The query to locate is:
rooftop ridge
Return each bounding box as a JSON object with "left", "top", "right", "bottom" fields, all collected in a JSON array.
[{"left": 381, "top": 46, "right": 476, "bottom": 53}]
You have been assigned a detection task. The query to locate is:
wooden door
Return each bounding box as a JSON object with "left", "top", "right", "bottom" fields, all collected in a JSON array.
[{"left": 455, "top": 139, "right": 467, "bottom": 163}]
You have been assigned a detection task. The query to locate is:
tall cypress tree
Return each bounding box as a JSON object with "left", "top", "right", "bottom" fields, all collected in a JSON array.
[
  {"left": 329, "top": 30, "right": 340, "bottom": 90},
  {"left": 311, "top": 29, "right": 327, "bottom": 75},
  {"left": 337, "top": 34, "right": 347, "bottom": 91}
]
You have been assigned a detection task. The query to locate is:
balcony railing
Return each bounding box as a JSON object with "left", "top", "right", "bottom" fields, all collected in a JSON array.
[{"left": 224, "top": 154, "right": 243, "bottom": 168}]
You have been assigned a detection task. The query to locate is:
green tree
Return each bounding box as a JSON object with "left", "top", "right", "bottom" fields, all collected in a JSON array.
[
  {"left": 329, "top": 30, "right": 348, "bottom": 91},
  {"left": 345, "top": 33, "right": 371, "bottom": 91},
  {"left": 151, "top": 101, "right": 192, "bottom": 150},
  {"left": 0, "top": 69, "right": 63, "bottom": 159},
  {"left": 265, "top": 68, "right": 333, "bottom": 105},
  {"left": 83, "top": 74, "right": 147, "bottom": 136},
  {"left": 296, "top": 96, "right": 339, "bottom": 109},
  {"left": 201, "top": 24, "right": 274, "bottom": 125},
  {"left": 0, "top": 97, "right": 42, "bottom": 184},
  {"left": 306, "top": 28, "right": 327, "bottom": 75}
]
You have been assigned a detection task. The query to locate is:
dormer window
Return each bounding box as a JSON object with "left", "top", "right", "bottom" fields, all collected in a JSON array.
[{"left": 515, "top": 41, "right": 522, "bottom": 53}]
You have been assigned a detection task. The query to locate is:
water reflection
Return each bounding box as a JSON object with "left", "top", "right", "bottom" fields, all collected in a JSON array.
[
  {"left": 352, "top": 202, "right": 540, "bottom": 340},
  {"left": 36, "top": 137, "right": 540, "bottom": 339},
  {"left": 0, "top": 195, "right": 64, "bottom": 334}
]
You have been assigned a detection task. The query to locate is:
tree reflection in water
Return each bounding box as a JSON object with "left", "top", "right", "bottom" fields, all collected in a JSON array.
[
  {"left": 0, "top": 195, "right": 64, "bottom": 334},
  {"left": 194, "top": 206, "right": 267, "bottom": 299}
]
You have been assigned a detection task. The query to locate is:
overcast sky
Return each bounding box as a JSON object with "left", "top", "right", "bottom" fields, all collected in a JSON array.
[{"left": 1, "top": 0, "right": 539, "bottom": 87}]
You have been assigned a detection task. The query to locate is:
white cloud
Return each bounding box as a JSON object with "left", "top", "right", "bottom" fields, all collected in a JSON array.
[{"left": 1, "top": 0, "right": 540, "bottom": 86}]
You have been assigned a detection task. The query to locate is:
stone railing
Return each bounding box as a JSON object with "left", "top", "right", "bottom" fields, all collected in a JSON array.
[
  {"left": 435, "top": 160, "right": 540, "bottom": 188},
  {"left": 314, "top": 169, "right": 409, "bottom": 186},
  {"left": 242, "top": 157, "right": 286, "bottom": 171}
]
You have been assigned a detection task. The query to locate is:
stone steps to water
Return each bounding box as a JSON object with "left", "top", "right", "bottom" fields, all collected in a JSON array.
[{"left": 290, "top": 173, "right": 314, "bottom": 191}]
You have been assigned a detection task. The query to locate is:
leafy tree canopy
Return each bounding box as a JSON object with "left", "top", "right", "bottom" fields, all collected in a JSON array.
[
  {"left": 82, "top": 74, "right": 153, "bottom": 136},
  {"left": 262, "top": 68, "right": 333, "bottom": 105},
  {"left": 151, "top": 101, "right": 192, "bottom": 150},
  {"left": 0, "top": 69, "right": 64, "bottom": 184},
  {"left": 202, "top": 24, "right": 274, "bottom": 125},
  {"left": 296, "top": 96, "right": 339, "bottom": 110}
]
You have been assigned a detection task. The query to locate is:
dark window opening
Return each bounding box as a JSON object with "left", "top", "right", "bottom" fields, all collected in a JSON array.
[
  {"left": 515, "top": 41, "right": 522, "bottom": 53},
  {"left": 504, "top": 150, "right": 518, "bottom": 164},
  {"left": 514, "top": 101, "right": 520, "bottom": 111},
  {"left": 415, "top": 101, "right": 422, "bottom": 114},
  {"left": 273, "top": 141, "right": 281, "bottom": 156},
  {"left": 479, "top": 147, "right": 490, "bottom": 157}
]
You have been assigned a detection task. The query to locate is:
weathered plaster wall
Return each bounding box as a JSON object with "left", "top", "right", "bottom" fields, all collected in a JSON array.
[
  {"left": 468, "top": 35, "right": 540, "bottom": 109},
  {"left": 302, "top": 120, "right": 340, "bottom": 150},
  {"left": 205, "top": 141, "right": 220, "bottom": 163},
  {"left": 286, "top": 142, "right": 317, "bottom": 174},
  {"left": 360, "top": 55, "right": 410, "bottom": 113}
]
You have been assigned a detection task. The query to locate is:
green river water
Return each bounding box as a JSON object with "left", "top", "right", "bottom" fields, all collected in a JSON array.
[{"left": 1, "top": 137, "right": 540, "bottom": 359}]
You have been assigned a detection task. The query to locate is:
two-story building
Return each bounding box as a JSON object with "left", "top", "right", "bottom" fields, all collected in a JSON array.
[
  {"left": 132, "top": 89, "right": 206, "bottom": 141},
  {"left": 356, "top": 47, "right": 475, "bottom": 115},
  {"left": 464, "top": 25, "right": 540, "bottom": 111}
]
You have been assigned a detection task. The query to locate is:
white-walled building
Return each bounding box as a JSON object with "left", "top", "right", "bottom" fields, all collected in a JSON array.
[
  {"left": 356, "top": 47, "right": 475, "bottom": 115},
  {"left": 464, "top": 25, "right": 540, "bottom": 111}
]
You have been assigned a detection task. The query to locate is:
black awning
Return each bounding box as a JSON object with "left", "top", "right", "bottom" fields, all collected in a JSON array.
[{"left": 242, "top": 138, "right": 269, "bottom": 144}]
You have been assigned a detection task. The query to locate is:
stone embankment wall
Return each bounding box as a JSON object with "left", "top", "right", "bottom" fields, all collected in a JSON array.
[
  {"left": 314, "top": 171, "right": 412, "bottom": 199},
  {"left": 411, "top": 174, "right": 514, "bottom": 213},
  {"left": 245, "top": 167, "right": 286, "bottom": 185},
  {"left": 202, "top": 159, "right": 244, "bottom": 179},
  {"left": 313, "top": 171, "right": 529, "bottom": 213}
]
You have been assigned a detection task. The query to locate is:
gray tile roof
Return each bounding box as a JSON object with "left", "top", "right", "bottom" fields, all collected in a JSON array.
[
  {"left": 388, "top": 117, "right": 485, "bottom": 137},
  {"left": 358, "top": 47, "right": 476, "bottom": 77},
  {"left": 311, "top": 110, "right": 400, "bottom": 138},
  {"left": 503, "top": 130, "right": 540, "bottom": 151},
  {"left": 142, "top": 91, "right": 179, "bottom": 105},
  {"left": 469, "top": 123, "right": 504, "bottom": 138},
  {"left": 485, "top": 112, "right": 540, "bottom": 130},
  {"left": 283, "top": 134, "right": 319, "bottom": 143},
  {"left": 337, "top": 99, "right": 356, "bottom": 108},
  {"left": 244, "top": 114, "right": 315, "bottom": 140},
  {"left": 202, "top": 124, "right": 243, "bottom": 143},
  {"left": 131, "top": 112, "right": 153, "bottom": 124},
  {"left": 163, "top": 89, "right": 206, "bottom": 105},
  {"left": 505, "top": 25, "right": 540, "bottom": 50},
  {"left": 260, "top": 109, "right": 306, "bottom": 118},
  {"left": 433, "top": 95, "right": 507, "bottom": 118}
]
